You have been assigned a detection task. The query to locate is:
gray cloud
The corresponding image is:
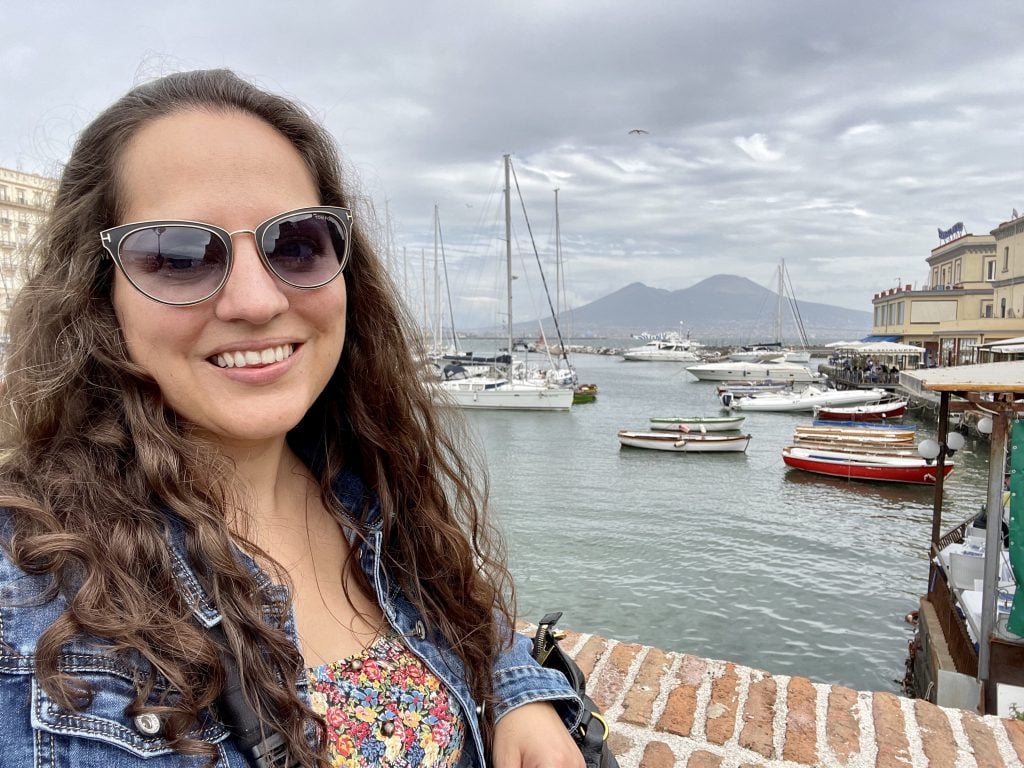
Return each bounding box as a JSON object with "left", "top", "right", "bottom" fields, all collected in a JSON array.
[{"left": 3, "top": 0, "right": 1023, "bottom": 330}]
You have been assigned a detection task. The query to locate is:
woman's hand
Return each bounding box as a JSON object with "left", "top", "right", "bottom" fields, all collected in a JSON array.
[{"left": 491, "top": 701, "right": 585, "bottom": 768}]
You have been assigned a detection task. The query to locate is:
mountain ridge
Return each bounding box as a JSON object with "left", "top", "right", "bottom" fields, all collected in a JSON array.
[{"left": 517, "top": 274, "right": 872, "bottom": 343}]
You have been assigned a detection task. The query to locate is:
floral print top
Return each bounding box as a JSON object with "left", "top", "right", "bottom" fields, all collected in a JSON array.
[{"left": 306, "top": 632, "right": 466, "bottom": 767}]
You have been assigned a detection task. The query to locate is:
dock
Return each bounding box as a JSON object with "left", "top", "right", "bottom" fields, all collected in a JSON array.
[{"left": 545, "top": 626, "right": 1024, "bottom": 767}]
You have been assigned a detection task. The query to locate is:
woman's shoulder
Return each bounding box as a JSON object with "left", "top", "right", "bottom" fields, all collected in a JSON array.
[{"left": 0, "top": 508, "right": 70, "bottom": 657}]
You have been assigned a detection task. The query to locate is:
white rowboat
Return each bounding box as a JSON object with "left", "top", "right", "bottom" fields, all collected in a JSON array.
[
  {"left": 648, "top": 415, "right": 746, "bottom": 433},
  {"left": 617, "top": 430, "right": 752, "bottom": 453}
]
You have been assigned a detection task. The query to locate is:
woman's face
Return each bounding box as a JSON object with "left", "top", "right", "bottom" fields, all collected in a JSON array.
[{"left": 111, "top": 109, "right": 347, "bottom": 449}]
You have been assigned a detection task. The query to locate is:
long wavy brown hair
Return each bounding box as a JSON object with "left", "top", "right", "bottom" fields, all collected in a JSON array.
[{"left": 0, "top": 69, "right": 513, "bottom": 765}]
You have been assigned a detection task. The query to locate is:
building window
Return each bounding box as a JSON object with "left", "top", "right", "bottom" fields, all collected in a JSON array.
[
  {"left": 986, "top": 259, "right": 997, "bottom": 280},
  {"left": 932, "top": 268, "right": 939, "bottom": 288},
  {"left": 898, "top": 301, "right": 905, "bottom": 324},
  {"left": 0, "top": 185, "right": 7, "bottom": 201},
  {"left": 1001, "top": 298, "right": 1007, "bottom": 318},
  {"left": 954, "top": 259, "right": 961, "bottom": 284},
  {"left": 16, "top": 189, "right": 25, "bottom": 205},
  {"left": 1005, "top": 246, "right": 1010, "bottom": 272},
  {"left": 982, "top": 301, "right": 993, "bottom": 318}
]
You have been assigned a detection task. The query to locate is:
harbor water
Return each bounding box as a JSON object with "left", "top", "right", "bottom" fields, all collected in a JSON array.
[{"left": 461, "top": 351, "right": 991, "bottom": 695}]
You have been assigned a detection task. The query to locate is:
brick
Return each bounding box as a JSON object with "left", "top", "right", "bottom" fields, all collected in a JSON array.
[
  {"left": 607, "top": 729, "right": 632, "bottom": 758},
  {"left": 640, "top": 741, "right": 676, "bottom": 768},
  {"left": 738, "top": 673, "right": 777, "bottom": 758},
  {"left": 960, "top": 711, "right": 1005, "bottom": 768},
  {"left": 825, "top": 685, "right": 860, "bottom": 765},
  {"left": 873, "top": 693, "right": 912, "bottom": 768},
  {"left": 705, "top": 663, "right": 740, "bottom": 745},
  {"left": 1004, "top": 718, "right": 1024, "bottom": 765},
  {"left": 590, "top": 642, "right": 642, "bottom": 710},
  {"left": 685, "top": 751, "right": 722, "bottom": 768},
  {"left": 559, "top": 628, "right": 584, "bottom": 651},
  {"left": 620, "top": 647, "right": 670, "bottom": 726},
  {"left": 573, "top": 635, "right": 608, "bottom": 678},
  {"left": 677, "top": 654, "right": 707, "bottom": 687},
  {"left": 659, "top": 680, "right": 698, "bottom": 737},
  {"left": 782, "top": 676, "right": 818, "bottom": 764},
  {"left": 657, "top": 656, "right": 706, "bottom": 737},
  {"left": 914, "top": 700, "right": 955, "bottom": 768}
]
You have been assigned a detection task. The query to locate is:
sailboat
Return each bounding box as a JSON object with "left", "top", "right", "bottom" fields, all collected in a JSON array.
[
  {"left": 728, "top": 260, "right": 811, "bottom": 363},
  {"left": 549, "top": 187, "right": 597, "bottom": 403},
  {"left": 430, "top": 156, "right": 573, "bottom": 411},
  {"left": 778, "top": 260, "right": 812, "bottom": 362}
]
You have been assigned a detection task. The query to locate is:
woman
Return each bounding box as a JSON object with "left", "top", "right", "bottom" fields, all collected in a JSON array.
[{"left": 0, "top": 70, "right": 582, "bottom": 767}]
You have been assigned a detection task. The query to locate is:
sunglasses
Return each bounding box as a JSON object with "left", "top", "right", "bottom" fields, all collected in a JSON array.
[{"left": 100, "top": 206, "right": 353, "bottom": 305}]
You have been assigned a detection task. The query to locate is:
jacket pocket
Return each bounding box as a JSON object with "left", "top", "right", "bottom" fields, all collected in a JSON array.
[{"left": 31, "top": 662, "right": 232, "bottom": 765}]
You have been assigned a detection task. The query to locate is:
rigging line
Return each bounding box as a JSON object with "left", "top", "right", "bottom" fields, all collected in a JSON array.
[
  {"left": 436, "top": 213, "right": 461, "bottom": 353},
  {"left": 783, "top": 265, "right": 810, "bottom": 346},
  {"left": 508, "top": 160, "right": 571, "bottom": 370}
]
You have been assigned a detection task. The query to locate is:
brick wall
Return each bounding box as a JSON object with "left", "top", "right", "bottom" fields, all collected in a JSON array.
[{"left": 549, "top": 627, "right": 1024, "bottom": 767}]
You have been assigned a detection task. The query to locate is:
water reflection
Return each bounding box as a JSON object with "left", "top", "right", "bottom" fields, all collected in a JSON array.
[{"left": 781, "top": 467, "right": 937, "bottom": 508}]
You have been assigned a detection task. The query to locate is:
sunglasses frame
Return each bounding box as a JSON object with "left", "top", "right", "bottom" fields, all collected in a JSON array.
[{"left": 99, "top": 205, "right": 354, "bottom": 306}]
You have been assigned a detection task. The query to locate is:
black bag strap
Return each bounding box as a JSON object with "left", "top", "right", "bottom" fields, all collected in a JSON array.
[
  {"left": 212, "top": 624, "right": 298, "bottom": 768},
  {"left": 531, "top": 612, "right": 618, "bottom": 768}
]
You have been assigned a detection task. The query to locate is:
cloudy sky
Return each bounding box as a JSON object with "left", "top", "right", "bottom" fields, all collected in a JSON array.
[{"left": 3, "top": 1, "right": 1023, "bottom": 329}]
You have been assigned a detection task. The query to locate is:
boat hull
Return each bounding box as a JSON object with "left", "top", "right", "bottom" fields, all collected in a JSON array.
[
  {"left": 618, "top": 430, "right": 751, "bottom": 452},
  {"left": 649, "top": 416, "right": 745, "bottom": 432},
  {"left": 814, "top": 401, "right": 908, "bottom": 421},
  {"left": 726, "top": 387, "right": 887, "bottom": 413},
  {"left": 431, "top": 381, "right": 574, "bottom": 411},
  {"left": 573, "top": 384, "right": 598, "bottom": 404},
  {"left": 782, "top": 447, "right": 953, "bottom": 484},
  {"left": 687, "top": 362, "right": 822, "bottom": 383}
]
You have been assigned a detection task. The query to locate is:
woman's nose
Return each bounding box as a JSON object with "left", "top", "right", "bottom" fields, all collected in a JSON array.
[{"left": 213, "top": 233, "right": 290, "bottom": 323}]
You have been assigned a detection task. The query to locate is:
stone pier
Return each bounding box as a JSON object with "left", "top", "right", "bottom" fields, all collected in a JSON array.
[{"left": 548, "top": 627, "right": 1024, "bottom": 767}]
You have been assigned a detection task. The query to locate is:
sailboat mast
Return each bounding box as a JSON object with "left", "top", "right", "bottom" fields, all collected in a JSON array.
[
  {"left": 554, "top": 187, "right": 562, "bottom": 320},
  {"left": 504, "top": 154, "right": 514, "bottom": 358},
  {"left": 775, "top": 260, "right": 784, "bottom": 345},
  {"left": 434, "top": 205, "right": 442, "bottom": 354}
]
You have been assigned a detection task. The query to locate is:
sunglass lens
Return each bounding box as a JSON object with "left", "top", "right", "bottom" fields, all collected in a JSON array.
[
  {"left": 119, "top": 226, "right": 228, "bottom": 303},
  {"left": 262, "top": 211, "right": 348, "bottom": 288}
]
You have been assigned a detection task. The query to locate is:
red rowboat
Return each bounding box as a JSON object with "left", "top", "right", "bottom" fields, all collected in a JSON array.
[
  {"left": 813, "top": 399, "right": 908, "bottom": 422},
  {"left": 782, "top": 445, "right": 954, "bottom": 484}
]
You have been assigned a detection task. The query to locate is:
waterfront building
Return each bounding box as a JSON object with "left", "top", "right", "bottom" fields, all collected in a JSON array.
[
  {"left": 0, "top": 167, "right": 57, "bottom": 347},
  {"left": 871, "top": 212, "right": 1024, "bottom": 365}
]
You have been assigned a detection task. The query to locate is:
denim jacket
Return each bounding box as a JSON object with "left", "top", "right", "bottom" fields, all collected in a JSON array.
[{"left": 0, "top": 469, "right": 581, "bottom": 767}]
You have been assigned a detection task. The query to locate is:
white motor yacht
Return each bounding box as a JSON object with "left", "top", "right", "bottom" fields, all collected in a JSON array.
[{"left": 686, "top": 360, "right": 823, "bottom": 383}]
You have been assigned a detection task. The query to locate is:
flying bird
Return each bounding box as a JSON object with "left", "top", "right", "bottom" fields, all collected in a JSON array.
[{"left": 628, "top": 129, "right": 649, "bottom": 135}]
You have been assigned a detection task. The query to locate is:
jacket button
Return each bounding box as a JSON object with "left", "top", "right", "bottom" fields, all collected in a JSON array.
[
  {"left": 413, "top": 620, "right": 426, "bottom": 640},
  {"left": 134, "top": 713, "right": 162, "bottom": 736}
]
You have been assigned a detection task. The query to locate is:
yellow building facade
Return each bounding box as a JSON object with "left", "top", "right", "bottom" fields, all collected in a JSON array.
[
  {"left": 872, "top": 214, "right": 1024, "bottom": 365},
  {"left": 0, "top": 167, "right": 57, "bottom": 346}
]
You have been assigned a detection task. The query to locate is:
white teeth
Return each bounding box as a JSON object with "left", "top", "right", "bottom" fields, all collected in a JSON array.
[{"left": 212, "top": 344, "right": 295, "bottom": 369}]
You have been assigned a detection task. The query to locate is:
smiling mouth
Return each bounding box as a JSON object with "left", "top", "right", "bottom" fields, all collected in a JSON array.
[{"left": 210, "top": 343, "right": 296, "bottom": 369}]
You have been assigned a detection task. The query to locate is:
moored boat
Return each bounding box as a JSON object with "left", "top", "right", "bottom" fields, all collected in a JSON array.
[
  {"left": 573, "top": 383, "right": 598, "bottom": 404},
  {"left": 782, "top": 445, "right": 953, "bottom": 484},
  {"left": 722, "top": 385, "right": 887, "bottom": 412},
  {"left": 622, "top": 333, "right": 705, "bottom": 362},
  {"left": 814, "top": 399, "right": 908, "bottom": 422},
  {"left": 793, "top": 424, "right": 916, "bottom": 446},
  {"left": 687, "top": 360, "right": 822, "bottom": 383},
  {"left": 617, "top": 430, "right": 752, "bottom": 453},
  {"left": 715, "top": 380, "right": 794, "bottom": 396},
  {"left": 648, "top": 415, "right": 745, "bottom": 432}
]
